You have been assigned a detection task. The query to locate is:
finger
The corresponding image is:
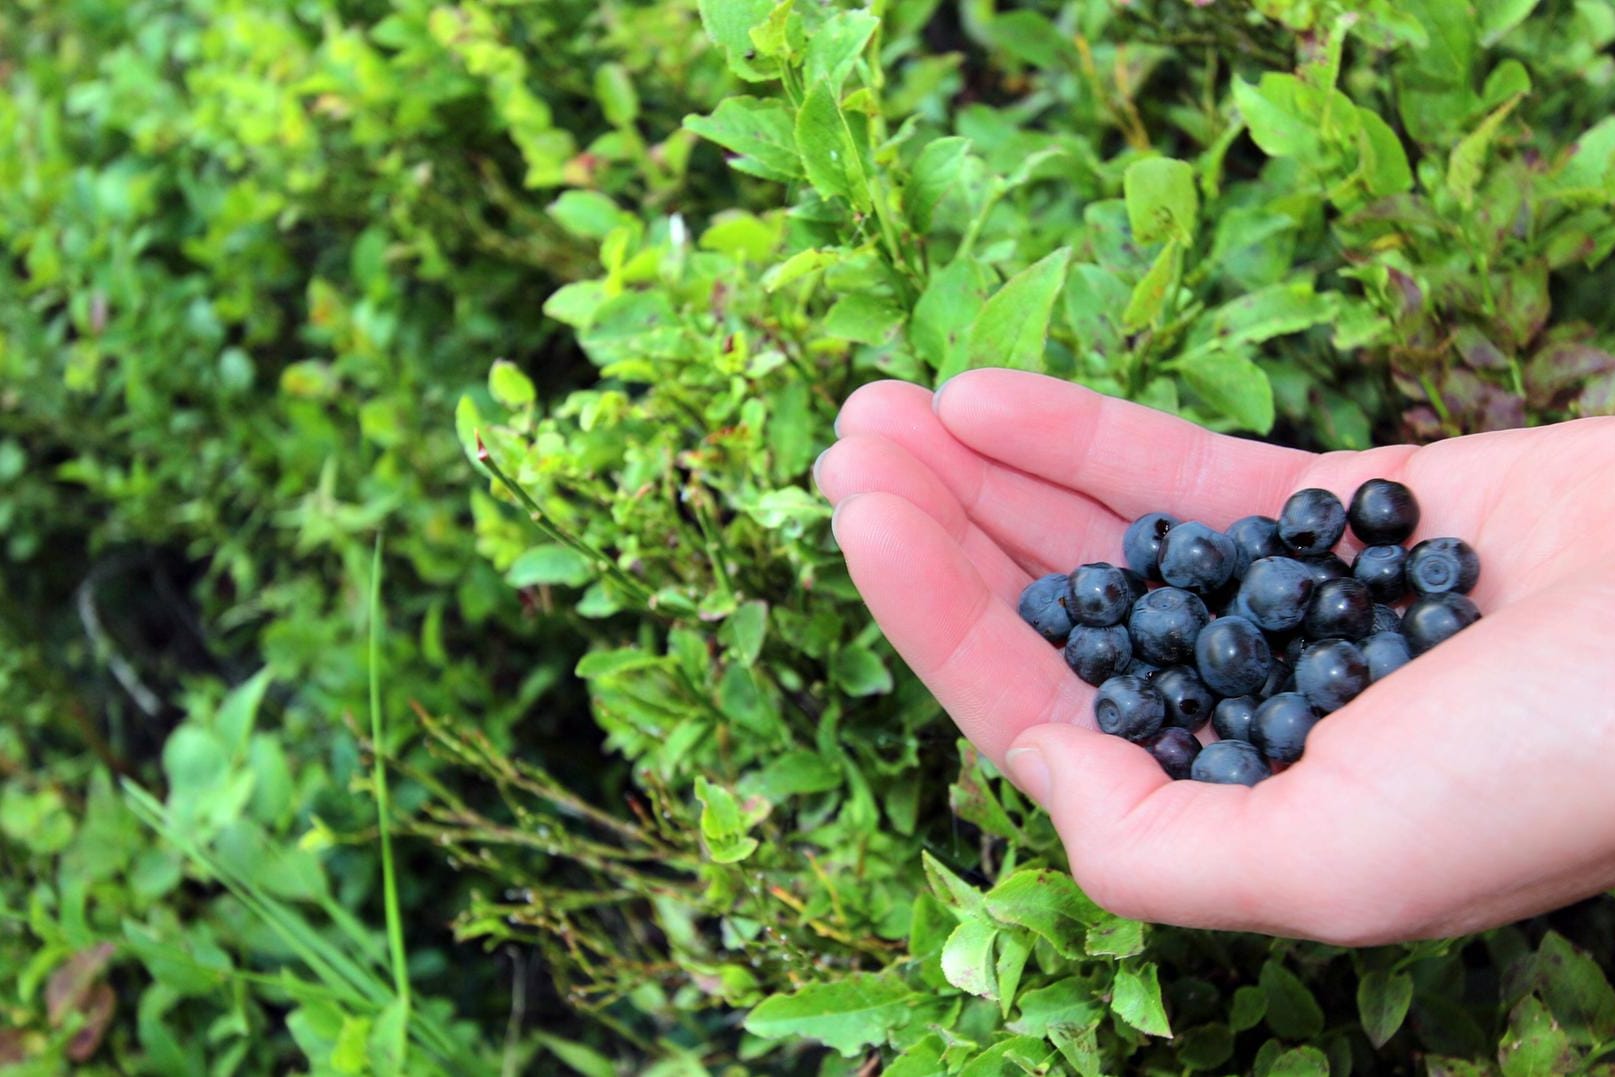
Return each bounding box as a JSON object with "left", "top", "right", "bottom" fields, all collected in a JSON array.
[
  {"left": 835, "top": 380, "right": 1127, "bottom": 574},
  {"left": 932, "top": 368, "right": 1318, "bottom": 526},
  {"left": 814, "top": 434, "right": 1030, "bottom": 604},
  {"left": 832, "top": 492, "right": 1090, "bottom": 762}
]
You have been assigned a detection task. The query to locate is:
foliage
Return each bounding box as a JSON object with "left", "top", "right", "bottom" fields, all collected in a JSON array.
[{"left": 3, "top": 0, "right": 1615, "bottom": 1074}]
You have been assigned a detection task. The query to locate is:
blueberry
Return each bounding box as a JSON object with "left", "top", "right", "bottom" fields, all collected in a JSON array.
[
  {"left": 1158, "top": 521, "right": 1237, "bottom": 594},
  {"left": 1124, "top": 659, "right": 1163, "bottom": 681},
  {"left": 1282, "top": 634, "right": 1307, "bottom": 667},
  {"left": 1260, "top": 657, "right": 1293, "bottom": 699},
  {"left": 1303, "top": 577, "right": 1374, "bottom": 642},
  {"left": 1360, "top": 630, "right": 1412, "bottom": 681},
  {"left": 1120, "top": 567, "right": 1150, "bottom": 604},
  {"left": 1348, "top": 478, "right": 1420, "bottom": 545},
  {"left": 1127, "top": 587, "right": 1210, "bottom": 666},
  {"left": 1238, "top": 557, "right": 1316, "bottom": 633},
  {"left": 1154, "top": 665, "right": 1217, "bottom": 732},
  {"left": 1277, "top": 488, "right": 1348, "bottom": 556},
  {"left": 1189, "top": 740, "right": 1271, "bottom": 786},
  {"left": 1017, "top": 573, "right": 1075, "bottom": 644},
  {"left": 1212, "top": 695, "right": 1259, "bottom": 743},
  {"left": 1294, "top": 639, "right": 1370, "bottom": 714},
  {"left": 1353, "top": 544, "right": 1408, "bottom": 603},
  {"left": 1406, "top": 537, "right": 1481, "bottom": 596},
  {"left": 1063, "top": 625, "right": 1133, "bottom": 686},
  {"left": 1066, "top": 562, "right": 1135, "bottom": 627},
  {"left": 1252, "top": 692, "right": 1321, "bottom": 764},
  {"left": 1093, "top": 675, "right": 1167, "bottom": 742},
  {"left": 1402, "top": 592, "right": 1481, "bottom": 655},
  {"left": 1123, "top": 511, "right": 1180, "bottom": 581},
  {"left": 1370, "top": 603, "right": 1403, "bottom": 636},
  {"left": 1144, "top": 727, "right": 1203, "bottom": 780},
  {"left": 1194, "top": 615, "right": 1273, "bottom": 697},
  {"left": 1302, "top": 552, "right": 1352, "bottom": 584},
  {"left": 1225, "top": 515, "right": 1285, "bottom": 578}
]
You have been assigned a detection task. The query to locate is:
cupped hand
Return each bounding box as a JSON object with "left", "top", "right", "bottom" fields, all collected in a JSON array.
[{"left": 813, "top": 367, "right": 1615, "bottom": 945}]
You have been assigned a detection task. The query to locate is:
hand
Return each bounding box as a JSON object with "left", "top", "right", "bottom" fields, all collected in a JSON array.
[{"left": 814, "top": 368, "right": 1615, "bottom": 945}]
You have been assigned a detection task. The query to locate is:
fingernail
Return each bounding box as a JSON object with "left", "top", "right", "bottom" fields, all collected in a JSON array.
[
  {"left": 931, "top": 376, "right": 953, "bottom": 414},
  {"left": 811, "top": 447, "right": 830, "bottom": 492},
  {"left": 830, "top": 492, "right": 863, "bottom": 544},
  {"left": 1005, "top": 746, "right": 1052, "bottom": 807},
  {"left": 833, "top": 412, "right": 844, "bottom": 438}
]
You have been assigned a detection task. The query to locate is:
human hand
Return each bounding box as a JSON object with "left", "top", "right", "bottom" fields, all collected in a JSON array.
[{"left": 813, "top": 367, "right": 1615, "bottom": 945}]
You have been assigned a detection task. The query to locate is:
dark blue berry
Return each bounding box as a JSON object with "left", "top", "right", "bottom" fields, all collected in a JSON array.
[
  {"left": 1158, "top": 521, "right": 1237, "bottom": 594},
  {"left": 1370, "top": 603, "right": 1402, "bottom": 635},
  {"left": 1212, "top": 695, "right": 1259, "bottom": 743},
  {"left": 1349, "top": 478, "right": 1420, "bottom": 545},
  {"left": 1155, "top": 665, "right": 1217, "bottom": 732},
  {"left": 1303, "top": 552, "right": 1352, "bottom": 584},
  {"left": 1238, "top": 557, "right": 1316, "bottom": 633},
  {"left": 1017, "top": 573, "right": 1074, "bottom": 644},
  {"left": 1120, "top": 567, "right": 1150, "bottom": 604},
  {"left": 1094, "top": 675, "right": 1167, "bottom": 742},
  {"left": 1295, "top": 639, "right": 1370, "bottom": 714},
  {"left": 1194, "top": 615, "right": 1273, "bottom": 697},
  {"left": 1353, "top": 544, "right": 1408, "bottom": 603},
  {"left": 1278, "top": 488, "right": 1348, "bottom": 556},
  {"left": 1260, "top": 657, "right": 1293, "bottom": 699},
  {"left": 1360, "top": 630, "right": 1412, "bottom": 681},
  {"left": 1124, "top": 659, "right": 1163, "bottom": 681},
  {"left": 1252, "top": 692, "right": 1320, "bottom": 764},
  {"left": 1063, "top": 625, "right": 1133, "bottom": 686},
  {"left": 1127, "top": 587, "right": 1210, "bottom": 666},
  {"left": 1144, "top": 727, "right": 1202, "bottom": 780},
  {"left": 1066, "top": 562, "right": 1134, "bottom": 627},
  {"left": 1406, "top": 537, "right": 1481, "bottom": 596},
  {"left": 1189, "top": 740, "right": 1271, "bottom": 785},
  {"left": 1123, "top": 512, "right": 1179, "bottom": 581},
  {"left": 1225, "top": 515, "right": 1285, "bottom": 578},
  {"left": 1402, "top": 592, "right": 1481, "bottom": 655},
  {"left": 1303, "top": 577, "right": 1374, "bottom": 642}
]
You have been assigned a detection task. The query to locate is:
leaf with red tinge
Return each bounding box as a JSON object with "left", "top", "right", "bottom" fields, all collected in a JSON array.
[
  {"left": 46, "top": 944, "right": 118, "bottom": 1063},
  {"left": 1526, "top": 342, "right": 1615, "bottom": 408}
]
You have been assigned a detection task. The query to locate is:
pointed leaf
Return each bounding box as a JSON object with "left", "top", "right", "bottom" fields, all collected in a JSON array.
[
  {"left": 744, "top": 973, "right": 918, "bottom": 1057},
  {"left": 1358, "top": 970, "right": 1415, "bottom": 1048},
  {"left": 685, "top": 97, "right": 803, "bottom": 183},
  {"left": 1111, "top": 963, "right": 1172, "bottom": 1037},
  {"left": 965, "top": 247, "right": 1071, "bottom": 372},
  {"left": 1124, "top": 157, "right": 1199, "bottom": 244},
  {"left": 795, "top": 82, "right": 871, "bottom": 210}
]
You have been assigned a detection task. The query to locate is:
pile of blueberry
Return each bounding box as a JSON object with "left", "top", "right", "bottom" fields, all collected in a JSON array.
[{"left": 1017, "top": 479, "right": 1482, "bottom": 786}]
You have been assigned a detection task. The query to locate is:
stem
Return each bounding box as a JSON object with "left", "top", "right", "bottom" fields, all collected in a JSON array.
[{"left": 368, "top": 536, "right": 412, "bottom": 1051}]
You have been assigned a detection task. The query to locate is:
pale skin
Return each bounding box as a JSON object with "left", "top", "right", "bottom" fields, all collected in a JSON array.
[{"left": 813, "top": 367, "right": 1615, "bottom": 947}]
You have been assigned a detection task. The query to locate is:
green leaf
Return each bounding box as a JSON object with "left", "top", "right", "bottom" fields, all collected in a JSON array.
[
  {"left": 1266, "top": 1045, "right": 1331, "bottom": 1076},
  {"left": 831, "top": 644, "right": 893, "bottom": 696},
  {"left": 823, "top": 293, "right": 905, "bottom": 345},
  {"left": 744, "top": 750, "right": 841, "bottom": 799},
  {"left": 488, "top": 359, "right": 537, "bottom": 409},
  {"left": 965, "top": 247, "right": 1071, "bottom": 372},
  {"left": 907, "top": 136, "right": 971, "bottom": 233},
  {"left": 884, "top": 1035, "right": 947, "bottom": 1077},
  {"left": 1531, "top": 931, "right": 1615, "bottom": 1045},
  {"left": 1122, "top": 240, "right": 1182, "bottom": 331},
  {"left": 506, "top": 545, "right": 593, "bottom": 588},
  {"left": 1111, "top": 963, "right": 1172, "bottom": 1037},
  {"left": 547, "top": 190, "right": 630, "bottom": 240},
  {"left": 1357, "top": 969, "right": 1414, "bottom": 1048},
  {"left": 1499, "top": 996, "right": 1576, "bottom": 1077},
  {"left": 1177, "top": 345, "right": 1275, "bottom": 434},
  {"left": 1261, "top": 960, "right": 1325, "bottom": 1040},
  {"left": 594, "top": 62, "right": 639, "bottom": 127},
  {"left": 214, "top": 667, "right": 272, "bottom": 759},
  {"left": 744, "top": 973, "right": 918, "bottom": 1057},
  {"left": 941, "top": 918, "right": 999, "bottom": 998},
  {"left": 1124, "top": 157, "right": 1199, "bottom": 244},
  {"left": 722, "top": 600, "right": 768, "bottom": 666},
  {"left": 694, "top": 776, "right": 763, "bottom": 863},
  {"left": 983, "top": 868, "right": 1102, "bottom": 957},
  {"left": 685, "top": 98, "right": 803, "bottom": 183},
  {"left": 803, "top": 10, "right": 878, "bottom": 94},
  {"left": 914, "top": 257, "right": 995, "bottom": 377},
  {"left": 763, "top": 248, "right": 840, "bottom": 291},
  {"left": 1546, "top": 117, "right": 1615, "bottom": 202},
  {"left": 698, "top": 0, "right": 779, "bottom": 81},
  {"left": 534, "top": 1032, "right": 617, "bottom": 1077},
  {"left": 922, "top": 850, "right": 987, "bottom": 917},
  {"left": 1356, "top": 107, "right": 1415, "bottom": 196},
  {"left": 1008, "top": 977, "right": 1106, "bottom": 1039},
  {"left": 1448, "top": 94, "right": 1522, "bottom": 208},
  {"left": 1063, "top": 264, "right": 1132, "bottom": 358},
  {"left": 1231, "top": 985, "right": 1267, "bottom": 1032},
  {"left": 1084, "top": 916, "right": 1145, "bottom": 958},
  {"left": 1201, "top": 282, "right": 1340, "bottom": 347},
  {"left": 795, "top": 81, "right": 871, "bottom": 211},
  {"left": 1177, "top": 1024, "right": 1235, "bottom": 1071},
  {"left": 1232, "top": 75, "right": 1328, "bottom": 165},
  {"left": 995, "top": 932, "right": 1033, "bottom": 1017},
  {"left": 1480, "top": 0, "right": 1542, "bottom": 44}
]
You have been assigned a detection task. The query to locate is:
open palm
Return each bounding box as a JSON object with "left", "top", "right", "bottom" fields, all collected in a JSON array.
[{"left": 815, "top": 368, "right": 1615, "bottom": 945}]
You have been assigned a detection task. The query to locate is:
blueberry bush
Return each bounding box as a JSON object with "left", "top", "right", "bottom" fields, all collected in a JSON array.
[{"left": 4, "top": 0, "right": 1615, "bottom": 1073}]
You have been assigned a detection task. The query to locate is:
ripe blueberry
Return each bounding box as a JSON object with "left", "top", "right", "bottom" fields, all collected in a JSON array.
[
  {"left": 1124, "top": 658, "right": 1163, "bottom": 681},
  {"left": 1406, "top": 537, "right": 1481, "bottom": 596},
  {"left": 1226, "top": 515, "right": 1285, "bottom": 578},
  {"left": 1348, "top": 478, "right": 1420, "bottom": 545},
  {"left": 1360, "top": 630, "right": 1412, "bottom": 681},
  {"left": 1123, "top": 512, "right": 1179, "bottom": 581},
  {"left": 1155, "top": 665, "right": 1217, "bottom": 732},
  {"left": 1212, "top": 695, "right": 1258, "bottom": 743},
  {"left": 1278, "top": 488, "right": 1348, "bottom": 556},
  {"left": 1238, "top": 557, "right": 1316, "bottom": 633},
  {"left": 1352, "top": 544, "right": 1408, "bottom": 603},
  {"left": 1120, "top": 567, "right": 1150, "bottom": 605},
  {"left": 1144, "top": 727, "right": 1202, "bottom": 780},
  {"left": 1370, "top": 603, "right": 1402, "bottom": 635},
  {"left": 1067, "top": 562, "right": 1135, "bottom": 627},
  {"left": 1303, "top": 552, "right": 1352, "bottom": 585},
  {"left": 1303, "top": 577, "right": 1374, "bottom": 642},
  {"left": 1294, "top": 639, "right": 1370, "bottom": 714},
  {"left": 1189, "top": 740, "right": 1271, "bottom": 786},
  {"left": 1127, "top": 587, "right": 1210, "bottom": 666},
  {"left": 1017, "top": 573, "right": 1074, "bottom": 644},
  {"left": 1094, "top": 675, "right": 1167, "bottom": 743},
  {"left": 1252, "top": 692, "right": 1320, "bottom": 764},
  {"left": 1402, "top": 592, "right": 1481, "bottom": 655},
  {"left": 1158, "top": 521, "right": 1237, "bottom": 594},
  {"left": 1194, "top": 615, "right": 1273, "bottom": 697},
  {"left": 1063, "top": 625, "right": 1133, "bottom": 686}
]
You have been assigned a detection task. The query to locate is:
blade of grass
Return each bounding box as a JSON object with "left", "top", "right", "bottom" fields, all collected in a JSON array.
[{"left": 370, "top": 534, "right": 412, "bottom": 1067}]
